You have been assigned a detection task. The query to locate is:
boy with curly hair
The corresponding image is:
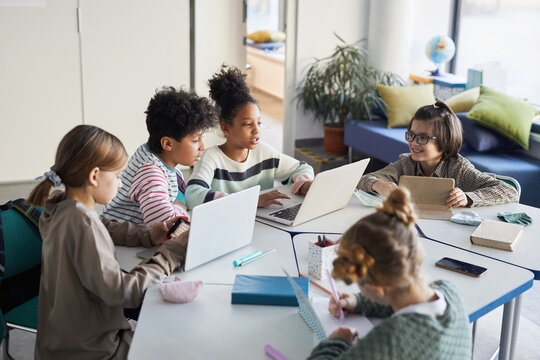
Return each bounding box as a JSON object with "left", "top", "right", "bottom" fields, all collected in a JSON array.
[{"left": 102, "top": 87, "right": 219, "bottom": 244}]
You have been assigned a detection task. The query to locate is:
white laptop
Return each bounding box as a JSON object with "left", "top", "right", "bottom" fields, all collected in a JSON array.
[
  {"left": 137, "top": 186, "right": 260, "bottom": 271},
  {"left": 256, "top": 158, "right": 370, "bottom": 226}
]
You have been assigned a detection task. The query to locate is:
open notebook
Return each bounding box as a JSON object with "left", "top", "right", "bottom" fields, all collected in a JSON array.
[
  {"left": 398, "top": 176, "right": 455, "bottom": 220},
  {"left": 282, "top": 268, "right": 373, "bottom": 343}
]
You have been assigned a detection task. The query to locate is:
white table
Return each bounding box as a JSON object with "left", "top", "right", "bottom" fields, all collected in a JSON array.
[
  {"left": 416, "top": 202, "right": 540, "bottom": 279},
  {"left": 128, "top": 284, "right": 314, "bottom": 360},
  {"left": 116, "top": 222, "right": 298, "bottom": 283},
  {"left": 292, "top": 231, "right": 534, "bottom": 360},
  {"left": 125, "top": 220, "right": 533, "bottom": 360}
]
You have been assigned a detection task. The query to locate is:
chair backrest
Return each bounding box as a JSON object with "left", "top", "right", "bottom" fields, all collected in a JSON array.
[
  {"left": 0, "top": 308, "right": 5, "bottom": 343},
  {"left": 0, "top": 199, "right": 42, "bottom": 283}
]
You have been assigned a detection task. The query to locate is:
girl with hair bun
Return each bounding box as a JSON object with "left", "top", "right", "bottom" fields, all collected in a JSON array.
[
  {"left": 358, "top": 100, "right": 518, "bottom": 207},
  {"left": 185, "top": 65, "right": 314, "bottom": 209},
  {"left": 28, "top": 125, "right": 188, "bottom": 359},
  {"left": 309, "top": 188, "right": 472, "bottom": 360}
]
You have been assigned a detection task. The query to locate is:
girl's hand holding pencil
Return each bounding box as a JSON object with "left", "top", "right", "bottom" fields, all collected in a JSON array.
[{"left": 328, "top": 292, "right": 358, "bottom": 318}]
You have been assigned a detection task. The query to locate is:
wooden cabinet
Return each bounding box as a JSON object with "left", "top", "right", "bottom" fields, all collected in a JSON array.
[{"left": 246, "top": 46, "right": 285, "bottom": 100}]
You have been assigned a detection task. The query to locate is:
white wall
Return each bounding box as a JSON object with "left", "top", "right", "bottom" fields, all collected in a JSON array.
[
  {"left": 408, "top": 0, "right": 453, "bottom": 75},
  {"left": 0, "top": 0, "right": 191, "bottom": 182},
  {"left": 80, "top": 0, "right": 190, "bottom": 156},
  {"left": 0, "top": 0, "right": 82, "bottom": 182},
  {"left": 293, "top": 0, "right": 369, "bottom": 140},
  {"left": 194, "top": 0, "right": 246, "bottom": 148},
  {"left": 367, "top": 0, "right": 415, "bottom": 78}
]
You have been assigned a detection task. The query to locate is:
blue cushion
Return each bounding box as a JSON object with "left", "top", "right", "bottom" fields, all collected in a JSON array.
[
  {"left": 457, "top": 113, "right": 521, "bottom": 153},
  {"left": 344, "top": 118, "right": 475, "bottom": 163},
  {"left": 465, "top": 152, "right": 540, "bottom": 208}
]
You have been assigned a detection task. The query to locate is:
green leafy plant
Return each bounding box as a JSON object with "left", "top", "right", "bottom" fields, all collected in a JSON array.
[{"left": 297, "top": 34, "right": 404, "bottom": 128}]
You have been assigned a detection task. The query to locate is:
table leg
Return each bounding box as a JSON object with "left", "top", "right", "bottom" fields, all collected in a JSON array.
[
  {"left": 472, "top": 320, "right": 477, "bottom": 352},
  {"left": 509, "top": 294, "right": 523, "bottom": 360},
  {"left": 348, "top": 147, "right": 352, "bottom": 164},
  {"left": 499, "top": 298, "right": 515, "bottom": 360}
]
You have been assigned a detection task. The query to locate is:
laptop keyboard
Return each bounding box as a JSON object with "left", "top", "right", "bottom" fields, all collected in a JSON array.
[{"left": 269, "top": 203, "right": 301, "bottom": 221}]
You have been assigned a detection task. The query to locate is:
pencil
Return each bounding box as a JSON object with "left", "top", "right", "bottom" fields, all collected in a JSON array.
[{"left": 299, "top": 273, "right": 332, "bottom": 296}]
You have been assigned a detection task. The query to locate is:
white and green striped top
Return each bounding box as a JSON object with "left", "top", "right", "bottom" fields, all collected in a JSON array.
[{"left": 185, "top": 141, "right": 314, "bottom": 209}]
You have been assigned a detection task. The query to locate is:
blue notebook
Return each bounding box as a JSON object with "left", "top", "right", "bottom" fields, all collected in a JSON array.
[{"left": 231, "top": 274, "right": 309, "bottom": 306}]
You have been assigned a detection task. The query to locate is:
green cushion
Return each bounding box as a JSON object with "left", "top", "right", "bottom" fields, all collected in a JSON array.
[
  {"left": 4, "top": 296, "right": 38, "bottom": 330},
  {"left": 1, "top": 209, "right": 42, "bottom": 279},
  {"left": 467, "top": 86, "right": 537, "bottom": 150},
  {"left": 376, "top": 84, "right": 436, "bottom": 128}
]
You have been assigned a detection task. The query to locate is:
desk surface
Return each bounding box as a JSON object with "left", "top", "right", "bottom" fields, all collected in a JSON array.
[
  {"left": 417, "top": 203, "right": 540, "bottom": 279},
  {"left": 293, "top": 233, "right": 534, "bottom": 322},
  {"left": 116, "top": 222, "right": 298, "bottom": 283},
  {"left": 129, "top": 283, "right": 314, "bottom": 360}
]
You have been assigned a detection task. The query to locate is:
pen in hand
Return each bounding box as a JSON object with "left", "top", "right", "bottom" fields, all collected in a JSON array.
[{"left": 325, "top": 268, "right": 345, "bottom": 324}]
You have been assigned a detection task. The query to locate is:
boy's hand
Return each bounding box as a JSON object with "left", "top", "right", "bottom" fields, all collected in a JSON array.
[
  {"left": 170, "top": 229, "right": 189, "bottom": 247},
  {"left": 258, "top": 190, "right": 290, "bottom": 207},
  {"left": 328, "top": 327, "right": 358, "bottom": 345},
  {"left": 329, "top": 292, "right": 358, "bottom": 318},
  {"left": 372, "top": 181, "right": 398, "bottom": 197},
  {"left": 149, "top": 216, "right": 187, "bottom": 246},
  {"left": 447, "top": 187, "right": 470, "bottom": 207}
]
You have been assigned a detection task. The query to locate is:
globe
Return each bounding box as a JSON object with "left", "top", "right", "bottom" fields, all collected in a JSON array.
[{"left": 425, "top": 35, "right": 456, "bottom": 75}]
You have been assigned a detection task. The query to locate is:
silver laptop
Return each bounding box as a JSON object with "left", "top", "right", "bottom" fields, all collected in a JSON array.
[
  {"left": 256, "top": 158, "right": 370, "bottom": 226},
  {"left": 137, "top": 186, "right": 260, "bottom": 271}
]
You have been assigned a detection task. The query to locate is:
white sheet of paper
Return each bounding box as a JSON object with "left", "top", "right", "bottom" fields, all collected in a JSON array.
[{"left": 312, "top": 297, "right": 374, "bottom": 339}]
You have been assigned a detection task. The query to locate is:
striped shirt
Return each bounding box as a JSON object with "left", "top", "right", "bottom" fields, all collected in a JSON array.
[
  {"left": 101, "top": 143, "right": 189, "bottom": 226},
  {"left": 185, "top": 141, "right": 314, "bottom": 210},
  {"left": 358, "top": 153, "right": 518, "bottom": 207}
]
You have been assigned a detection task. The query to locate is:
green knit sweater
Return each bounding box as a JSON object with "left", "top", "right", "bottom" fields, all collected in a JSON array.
[{"left": 308, "top": 280, "right": 472, "bottom": 360}]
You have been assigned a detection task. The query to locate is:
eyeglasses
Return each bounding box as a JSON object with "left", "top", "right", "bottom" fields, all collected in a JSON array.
[{"left": 405, "top": 131, "right": 437, "bottom": 145}]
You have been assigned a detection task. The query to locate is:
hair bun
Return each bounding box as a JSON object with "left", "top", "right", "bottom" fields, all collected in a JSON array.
[
  {"left": 378, "top": 188, "right": 417, "bottom": 227},
  {"left": 208, "top": 65, "right": 250, "bottom": 108}
]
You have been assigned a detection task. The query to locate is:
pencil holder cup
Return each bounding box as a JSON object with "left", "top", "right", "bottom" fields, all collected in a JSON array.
[{"left": 308, "top": 240, "right": 338, "bottom": 281}]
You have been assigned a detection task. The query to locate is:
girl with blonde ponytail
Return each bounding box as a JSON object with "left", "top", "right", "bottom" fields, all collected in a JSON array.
[
  {"left": 28, "top": 125, "right": 189, "bottom": 359},
  {"left": 309, "top": 188, "right": 472, "bottom": 360}
]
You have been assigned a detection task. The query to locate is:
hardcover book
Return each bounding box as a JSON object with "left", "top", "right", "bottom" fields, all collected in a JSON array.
[
  {"left": 470, "top": 219, "right": 524, "bottom": 251},
  {"left": 231, "top": 274, "right": 309, "bottom": 306}
]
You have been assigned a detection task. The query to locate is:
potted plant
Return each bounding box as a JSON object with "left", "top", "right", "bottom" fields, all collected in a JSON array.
[{"left": 297, "top": 34, "right": 403, "bottom": 154}]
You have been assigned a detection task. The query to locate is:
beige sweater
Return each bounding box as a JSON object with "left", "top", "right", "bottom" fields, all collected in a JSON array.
[{"left": 35, "top": 192, "right": 186, "bottom": 359}]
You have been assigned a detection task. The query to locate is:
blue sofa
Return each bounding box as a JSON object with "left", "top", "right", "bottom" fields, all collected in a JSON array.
[{"left": 345, "top": 118, "right": 540, "bottom": 207}]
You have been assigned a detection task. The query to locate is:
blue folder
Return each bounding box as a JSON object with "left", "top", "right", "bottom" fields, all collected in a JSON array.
[{"left": 231, "top": 275, "right": 309, "bottom": 306}]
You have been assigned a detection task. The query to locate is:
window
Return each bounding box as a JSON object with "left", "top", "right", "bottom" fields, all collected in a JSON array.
[
  {"left": 455, "top": 0, "right": 540, "bottom": 104},
  {"left": 246, "top": 0, "right": 282, "bottom": 34}
]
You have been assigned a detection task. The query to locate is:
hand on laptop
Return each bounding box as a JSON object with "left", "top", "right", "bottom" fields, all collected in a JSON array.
[
  {"left": 258, "top": 190, "right": 291, "bottom": 208},
  {"left": 372, "top": 181, "right": 398, "bottom": 197}
]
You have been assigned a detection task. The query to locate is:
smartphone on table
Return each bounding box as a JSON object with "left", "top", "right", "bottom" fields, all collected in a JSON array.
[
  {"left": 167, "top": 217, "right": 190, "bottom": 239},
  {"left": 435, "top": 257, "right": 487, "bottom": 278}
]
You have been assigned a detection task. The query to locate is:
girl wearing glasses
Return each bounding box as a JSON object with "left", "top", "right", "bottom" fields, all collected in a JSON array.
[{"left": 358, "top": 100, "right": 518, "bottom": 207}]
